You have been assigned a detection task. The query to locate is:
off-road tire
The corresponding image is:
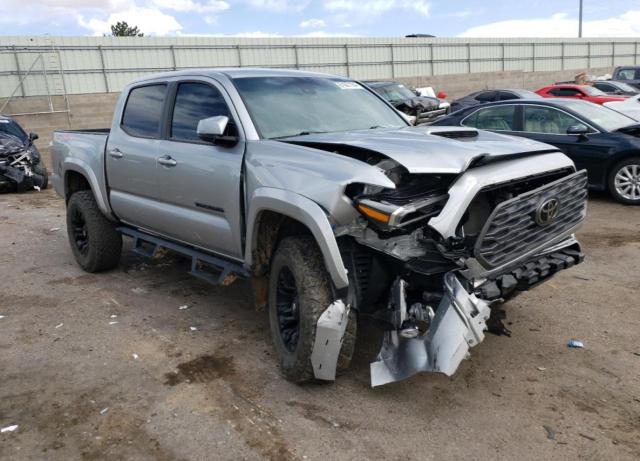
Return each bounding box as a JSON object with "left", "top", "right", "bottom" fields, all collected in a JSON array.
[
  {"left": 608, "top": 157, "right": 640, "bottom": 205},
  {"left": 32, "top": 163, "right": 48, "bottom": 189},
  {"left": 268, "top": 236, "right": 356, "bottom": 383},
  {"left": 66, "top": 190, "right": 122, "bottom": 272}
]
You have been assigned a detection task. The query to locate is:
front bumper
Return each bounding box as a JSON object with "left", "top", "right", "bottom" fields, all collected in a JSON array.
[
  {"left": 370, "top": 238, "right": 584, "bottom": 387},
  {"left": 370, "top": 271, "right": 491, "bottom": 386}
]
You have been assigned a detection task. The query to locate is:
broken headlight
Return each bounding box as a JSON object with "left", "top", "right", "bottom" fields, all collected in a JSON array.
[{"left": 356, "top": 193, "right": 448, "bottom": 228}]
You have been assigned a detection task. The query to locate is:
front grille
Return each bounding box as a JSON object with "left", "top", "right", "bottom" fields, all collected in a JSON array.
[{"left": 474, "top": 170, "right": 588, "bottom": 268}]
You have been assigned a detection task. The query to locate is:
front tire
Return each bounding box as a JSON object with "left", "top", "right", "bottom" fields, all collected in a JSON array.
[
  {"left": 609, "top": 157, "right": 640, "bottom": 205},
  {"left": 66, "top": 190, "right": 122, "bottom": 272},
  {"left": 268, "top": 236, "right": 355, "bottom": 383},
  {"left": 32, "top": 163, "right": 48, "bottom": 189}
]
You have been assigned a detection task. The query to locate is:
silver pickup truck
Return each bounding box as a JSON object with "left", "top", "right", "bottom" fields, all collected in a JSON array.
[{"left": 51, "top": 68, "right": 587, "bottom": 387}]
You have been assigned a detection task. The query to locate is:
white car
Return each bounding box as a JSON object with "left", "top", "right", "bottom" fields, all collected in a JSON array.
[{"left": 604, "top": 94, "right": 640, "bottom": 121}]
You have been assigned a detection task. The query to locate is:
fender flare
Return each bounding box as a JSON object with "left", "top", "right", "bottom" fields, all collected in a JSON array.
[
  {"left": 245, "top": 187, "right": 349, "bottom": 289},
  {"left": 63, "top": 158, "right": 114, "bottom": 219}
]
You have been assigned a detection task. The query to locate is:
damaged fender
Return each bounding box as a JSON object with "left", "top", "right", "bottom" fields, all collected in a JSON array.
[
  {"left": 370, "top": 272, "right": 491, "bottom": 387},
  {"left": 310, "top": 300, "right": 351, "bottom": 381}
]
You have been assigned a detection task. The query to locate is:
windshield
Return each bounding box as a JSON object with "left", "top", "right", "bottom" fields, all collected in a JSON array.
[
  {"left": 582, "top": 86, "right": 607, "bottom": 96},
  {"left": 561, "top": 100, "right": 637, "bottom": 131},
  {"left": 233, "top": 77, "right": 407, "bottom": 139},
  {"left": 0, "top": 119, "right": 28, "bottom": 143},
  {"left": 375, "top": 83, "right": 417, "bottom": 101}
]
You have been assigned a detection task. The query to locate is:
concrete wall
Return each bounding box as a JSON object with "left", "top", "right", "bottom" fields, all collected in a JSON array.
[
  {"left": 5, "top": 66, "right": 612, "bottom": 169},
  {"left": 1, "top": 36, "right": 638, "bottom": 98}
]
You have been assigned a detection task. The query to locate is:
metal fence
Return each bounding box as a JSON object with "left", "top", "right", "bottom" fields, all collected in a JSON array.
[{"left": 1, "top": 36, "right": 639, "bottom": 99}]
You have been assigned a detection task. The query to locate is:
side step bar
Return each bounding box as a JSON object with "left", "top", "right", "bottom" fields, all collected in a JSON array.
[{"left": 117, "top": 227, "right": 250, "bottom": 286}]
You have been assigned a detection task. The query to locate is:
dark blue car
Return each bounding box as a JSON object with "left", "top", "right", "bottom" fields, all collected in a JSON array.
[{"left": 431, "top": 99, "right": 640, "bottom": 205}]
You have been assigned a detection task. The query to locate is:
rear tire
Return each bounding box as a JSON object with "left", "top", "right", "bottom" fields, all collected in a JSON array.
[
  {"left": 268, "top": 236, "right": 356, "bottom": 383},
  {"left": 608, "top": 157, "right": 640, "bottom": 205},
  {"left": 66, "top": 190, "right": 122, "bottom": 272}
]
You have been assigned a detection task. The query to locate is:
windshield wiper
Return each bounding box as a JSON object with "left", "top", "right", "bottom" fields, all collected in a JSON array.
[{"left": 272, "top": 130, "right": 327, "bottom": 139}]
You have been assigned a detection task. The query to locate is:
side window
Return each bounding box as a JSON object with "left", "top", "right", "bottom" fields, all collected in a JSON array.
[
  {"left": 523, "top": 106, "right": 583, "bottom": 134},
  {"left": 617, "top": 68, "right": 635, "bottom": 80},
  {"left": 463, "top": 106, "right": 515, "bottom": 131},
  {"left": 548, "top": 88, "right": 579, "bottom": 97},
  {"left": 595, "top": 83, "right": 614, "bottom": 93},
  {"left": 121, "top": 84, "right": 166, "bottom": 138},
  {"left": 171, "top": 82, "right": 230, "bottom": 142},
  {"left": 475, "top": 91, "right": 497, "bottom": 102},
  {"left": 499, "top": 91, "right": 519, "bottom": 101}
]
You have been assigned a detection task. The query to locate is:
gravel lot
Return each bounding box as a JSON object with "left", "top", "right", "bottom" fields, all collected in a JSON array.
[{"left": 0, "top": 188, "right": 639, "bottom": 461}]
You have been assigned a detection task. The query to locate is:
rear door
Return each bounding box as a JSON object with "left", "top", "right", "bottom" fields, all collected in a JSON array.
[
  {"left": 461, "top": 105, "right": 518, "bottom": 134},
  {"left": 106, "top": 83, "right": 167, "bottom": 229},
  {"left": 154, "top": 78, "right": 246, "bottom": 260}
]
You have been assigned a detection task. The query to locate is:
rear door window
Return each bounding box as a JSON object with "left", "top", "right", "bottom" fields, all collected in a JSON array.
[
  {"left": 594, "top": 83, "right": 615, "bottom": 93},
  {"left": 170, "top": 82, "right": 231, "bottom": 142},
  {"left": 463, "top": 105, "right": 516, "bottom": 131},
  {"left": 475, "top": 91, "right": 497, "bottom": 102},
  {"left": 498, "top": 91, "right": 519, "bottom": 101},
  {"left": 121, "top": 84, "right": 167, "bottom": 138},
  {"left": 549, "top": 88, "right": 581, "bottom": 97}
]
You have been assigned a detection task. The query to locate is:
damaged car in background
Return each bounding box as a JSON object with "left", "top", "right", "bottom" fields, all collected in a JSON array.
[
  {"left": 0, "top": 116, "right": 48, "bottom": 192},
  {"left": 51, "top": 69, "right": 587, "bottom": 387},
  {"left": 365, "top": 80, "right": 449, "bottom": 124}
]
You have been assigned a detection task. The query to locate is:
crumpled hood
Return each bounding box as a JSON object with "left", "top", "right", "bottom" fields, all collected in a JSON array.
[
  {"left": 0, "top": 133, "right": 26, "bottom": 157},
  {"left": 281, "top": 126, "right": 560, "bottom": 174},
  {"left": 393, "top": 96, "right": 440, "bottom": 111}
]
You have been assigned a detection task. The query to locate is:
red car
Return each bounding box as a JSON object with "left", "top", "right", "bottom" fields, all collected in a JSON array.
[{"left": 536, "top": 84, "right": 627, "bottom": 105}]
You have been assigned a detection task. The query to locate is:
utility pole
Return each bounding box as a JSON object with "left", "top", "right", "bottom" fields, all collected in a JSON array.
[{"left": 578, "top": 0, "right": 583, "bottom": 38}]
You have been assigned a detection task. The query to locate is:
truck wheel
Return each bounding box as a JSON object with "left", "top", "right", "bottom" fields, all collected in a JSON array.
[
  {"left": 609, "top": 157, "right": 640, "bottom": 205},
  {"left": 32, "top": 163, "right": 48, "bottom": 190},
  {"left": 66, "top": 190, "right": 122, "bottom": 272},
  {"left": 268, "top": 236, "right": 356, "bottom": 383}
]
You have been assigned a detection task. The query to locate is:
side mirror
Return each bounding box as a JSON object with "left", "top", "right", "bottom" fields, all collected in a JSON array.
[
  {"left": 196, "top": 116, "right": 238, "bottom": 145},
  {"left": 29, "top": 132, "right": 39, "bottom": 141},
  {"left": 567, "top": 124, "right": 589, "bottom": 135}
]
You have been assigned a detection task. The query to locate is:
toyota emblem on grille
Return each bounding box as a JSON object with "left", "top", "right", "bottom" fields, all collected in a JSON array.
[{"left": 535, "top": 197, "right": 560, "bottom": 226}]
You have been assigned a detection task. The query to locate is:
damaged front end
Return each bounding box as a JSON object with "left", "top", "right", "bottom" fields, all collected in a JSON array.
[
  {"left": 0, "top": 133, "right": 46, "bottom": 193},
  {"left": 315, "top": 153, "right": 588, "bottom": 386}
]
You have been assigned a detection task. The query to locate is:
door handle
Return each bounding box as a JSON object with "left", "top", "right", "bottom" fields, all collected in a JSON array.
[
  {"left": 108, "top": 148, "right": 124, "bottom": 159},
  {"left": 157, "top": 155, "right": 177, "bottom": 167}
]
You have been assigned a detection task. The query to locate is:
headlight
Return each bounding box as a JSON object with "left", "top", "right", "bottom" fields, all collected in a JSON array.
[{"left": 355, "top": 194, "right": 448, "bottom": 228}]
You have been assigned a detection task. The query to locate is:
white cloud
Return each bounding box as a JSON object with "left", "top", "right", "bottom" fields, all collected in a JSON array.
[
  {"left": 459, "top": 10, "right": 640, "bottom": 37},
  {"left": 299, "top": 18, "right": 327, "bottom": 29},
  {"left": 244, "top": 0, "right": 310, "bottom": 12},
  {"left": 151, "top": 0, "right": 229, "bottom": 14},
  {"left": 324, "top": 0, "right": 430, "bottom": 18},
  {"left": 78, "top": 6, "right": 183, "bottom": 35}
]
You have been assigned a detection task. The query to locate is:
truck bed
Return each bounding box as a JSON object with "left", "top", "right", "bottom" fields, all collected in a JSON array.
[{"left": 50, "top": 129, "right": 110, "bottom": 215}]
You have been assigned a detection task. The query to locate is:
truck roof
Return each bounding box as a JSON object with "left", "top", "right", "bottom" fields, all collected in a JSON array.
[{"left": 130, "top": 67, "right": 342, "bottom": 85}]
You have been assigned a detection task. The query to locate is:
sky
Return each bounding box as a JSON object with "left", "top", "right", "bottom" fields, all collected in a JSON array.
[{"left": 1, "top": 0, "right": 640, "bottom": 38}]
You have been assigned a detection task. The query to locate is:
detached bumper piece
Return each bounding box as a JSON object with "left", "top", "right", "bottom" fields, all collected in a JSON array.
[
  {"left": 478, "top": 243, "right": 584, "bottom": 300},
  {"left": 0, "top": 163, "right": 35, "bottom": 193},
  {"left": 370, "top": 272, "right": 490, "bottom": 387}
]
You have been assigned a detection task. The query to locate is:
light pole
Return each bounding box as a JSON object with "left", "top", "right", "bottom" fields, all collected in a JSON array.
[{"left": 578, "top": 0, "right": 583, "bottom": 38}]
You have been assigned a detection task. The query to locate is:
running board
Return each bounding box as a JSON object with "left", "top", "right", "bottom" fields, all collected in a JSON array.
[{"left": 117, "top": 227, "right": 250, "bottom": 286}]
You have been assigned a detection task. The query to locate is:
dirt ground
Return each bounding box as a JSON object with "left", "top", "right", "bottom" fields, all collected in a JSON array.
[{"left": 0, "top": 188, "right": 639, "bottom": 461}]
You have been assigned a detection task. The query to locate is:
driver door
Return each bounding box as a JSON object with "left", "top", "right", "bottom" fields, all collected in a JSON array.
[{"left": 153, "top": 78, "right": 246, "bottom": 260}]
